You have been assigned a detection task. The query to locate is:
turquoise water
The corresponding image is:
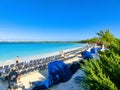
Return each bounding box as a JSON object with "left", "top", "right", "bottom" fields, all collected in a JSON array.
[{"left": 0, "top": 42, "right": 86, "bottom": 61}]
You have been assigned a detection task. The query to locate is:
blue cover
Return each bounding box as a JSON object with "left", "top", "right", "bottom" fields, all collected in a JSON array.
[
  {"left": 32, "top": 60, "right": 72, "bottom": 90},
  {"left": 48, "top": 60, "right": 72, "bottom": 84},
  {"left": 97, "top": 47, "right": 101, "bottom": 52},
  {"left": 81, "top": 51, "right": 93, "bottom": 60},
  {"left": 90, "top": 47, "right": 97, "bottom": 54},
  {"left": 91, "top": 47, "right": 101, "bottom": 54}
]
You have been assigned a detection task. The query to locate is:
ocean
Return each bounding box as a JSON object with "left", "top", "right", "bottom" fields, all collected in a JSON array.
[{"left": 0, "top": 42, "right": 86, "bottom": 62}]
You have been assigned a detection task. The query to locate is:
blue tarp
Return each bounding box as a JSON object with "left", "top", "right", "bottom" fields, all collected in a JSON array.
[
  {"left": 90, "top": 47, "right": 97, "bottom": 54},
  {"left": 81, "top": 50, "right": 93, "bottom": 60},
  {"left": 48, "top": 60, "right": 72, "bottom": 83},
  {"left": 32, "top": 60, "right": 72, "bottom": 90},
  {"left": 97, "top": 47, "right": 101, "bottom": 52},
  {"left": 91, "top": 47, "right": 101, "bottom": 54},
  {"left": 70, "top": 62, "right": 80, "bottom": 74}
]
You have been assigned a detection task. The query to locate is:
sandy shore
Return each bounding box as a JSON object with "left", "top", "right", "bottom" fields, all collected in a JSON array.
[
  {"left": 0, "top": 45, "right": 94, "bottom": 90},
  {"left": 18, "top": 56, "right": 82, "bottom": 90},
  {"left": 0, "top": 55, "right": 82, "bottom": 90}
]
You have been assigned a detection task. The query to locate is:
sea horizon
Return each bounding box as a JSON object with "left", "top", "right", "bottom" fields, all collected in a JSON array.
[{"left": 0, "top": 40, "right": 80, "bottom": 42}]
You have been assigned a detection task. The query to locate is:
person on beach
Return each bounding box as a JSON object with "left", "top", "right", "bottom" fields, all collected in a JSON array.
[
  {"left": 8, "top": 67, "right": 20, "bottom": 90},
  {"left": 15, "top": 56, "right": 19, "bottom": 64},
  {"left": 60, "top": 50, "right": 65, "bottom": 57},
  {"left": 87, "top": 42, "right": 89, "bottom": 48}
]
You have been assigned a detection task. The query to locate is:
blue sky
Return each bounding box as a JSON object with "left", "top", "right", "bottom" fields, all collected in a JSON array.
[{"left": 0, "top": 0, "right": 120, "bottom": 41}]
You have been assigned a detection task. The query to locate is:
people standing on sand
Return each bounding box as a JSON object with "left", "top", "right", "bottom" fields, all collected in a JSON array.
[
  {"left": 8, "top": 67, "right": 20, "bottom": 90},
  {"left": 15, "top": 56, "right": 19, "bottom": 64},
  {"left": 60, "top": 50, "right": 65, "bottom": 57}
]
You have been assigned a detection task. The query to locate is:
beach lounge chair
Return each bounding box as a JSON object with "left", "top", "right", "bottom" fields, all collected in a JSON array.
[
  {"left": 38, "top": 65, "right": 42, "bottom": 70},
  {"left": 40, "top": 64, "right": 45, "bottom": 70},
  {"left": 0, "top": 66, "right": 4, "bottom": 77},
  {"left": 29, "top": 67, "right": 34, "bottom": 72},
  {"left": 20, "top": 69, "right": 27, "bottom": 75},
  {"left": 34, "top": 66, "right": 39, "bottom": 71},
  {"left": 10, "top": 64, "right": 15, "bottom": 68},
  {"left": 37, "top": 59, "right": 41, "bottom": 64},
  {"left": 23, "top": 64, "right": 29, "bottom": 69},
  {"left": 18, "top": 65, "right": 23, "bottom": 70},
  {"left": 19, "top": 62, "right": 24, "bottom": 66},
  {"left": 36, "top": 59, "right": 41, "bottom": 64},
  {"left": 4, "top": 65, "right": 10, "bottom": 75},
  {"left": 33, "top": 60, "right": 37, "bottom": 66}
]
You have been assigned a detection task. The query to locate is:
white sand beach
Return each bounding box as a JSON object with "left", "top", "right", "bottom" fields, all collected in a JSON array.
[
  {"left": 17, "top": 56, "right": 82, "bottom": 90},
  {"left": 0, "top": 45, "right": 94, "bottom": 90}
]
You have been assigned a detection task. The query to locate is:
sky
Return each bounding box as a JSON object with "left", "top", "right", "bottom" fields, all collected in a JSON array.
[{"left": 0, "top": 0, "right": 120, "bottom": 41}]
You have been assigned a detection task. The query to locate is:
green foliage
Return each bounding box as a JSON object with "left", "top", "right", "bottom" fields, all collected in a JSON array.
[
  {"left": 79, "top": 29, "right": 116, "bottom": 47},
  {"left": 100, "top": 51, "right": 120, "bottom": 89},
  {"left": 81, "top": 29, "right": 120, "bottom": 90},
  {"left": 108, "top": 38, "right": 120, "bottom": 55},
  {"left": 79, "top": 37, "right": 99, "bottom": 43},
  {"left": 82, "top": 60, "right": 118, "bottom": 90},
  {"left": 97, "top": 29, "right": 116, "bottom": 47}
]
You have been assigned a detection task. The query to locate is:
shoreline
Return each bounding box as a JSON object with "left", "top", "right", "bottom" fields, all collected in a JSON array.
[
  {"left": 0, "top": 44, "right": 94, "bottom": 90},
  {"left": 0, "top": 46, "right": 85, "bottom": 66}
]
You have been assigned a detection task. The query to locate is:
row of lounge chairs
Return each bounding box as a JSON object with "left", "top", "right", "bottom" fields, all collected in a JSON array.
[
  {"left": 0, "top": 55, "right": 61, "bottom": 79},
  {"left": 0, "top": 45, "right": 92, "bottom": 81}
]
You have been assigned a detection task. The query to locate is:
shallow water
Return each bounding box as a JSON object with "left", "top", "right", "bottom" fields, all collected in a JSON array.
[{"left": 0, "top": 42, "right": 86, "bottom": 62}]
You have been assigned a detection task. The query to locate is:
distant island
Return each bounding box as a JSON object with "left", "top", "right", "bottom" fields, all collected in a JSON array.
[{"left": 0, "top": 41, "right": 81, "bottom": 43}]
